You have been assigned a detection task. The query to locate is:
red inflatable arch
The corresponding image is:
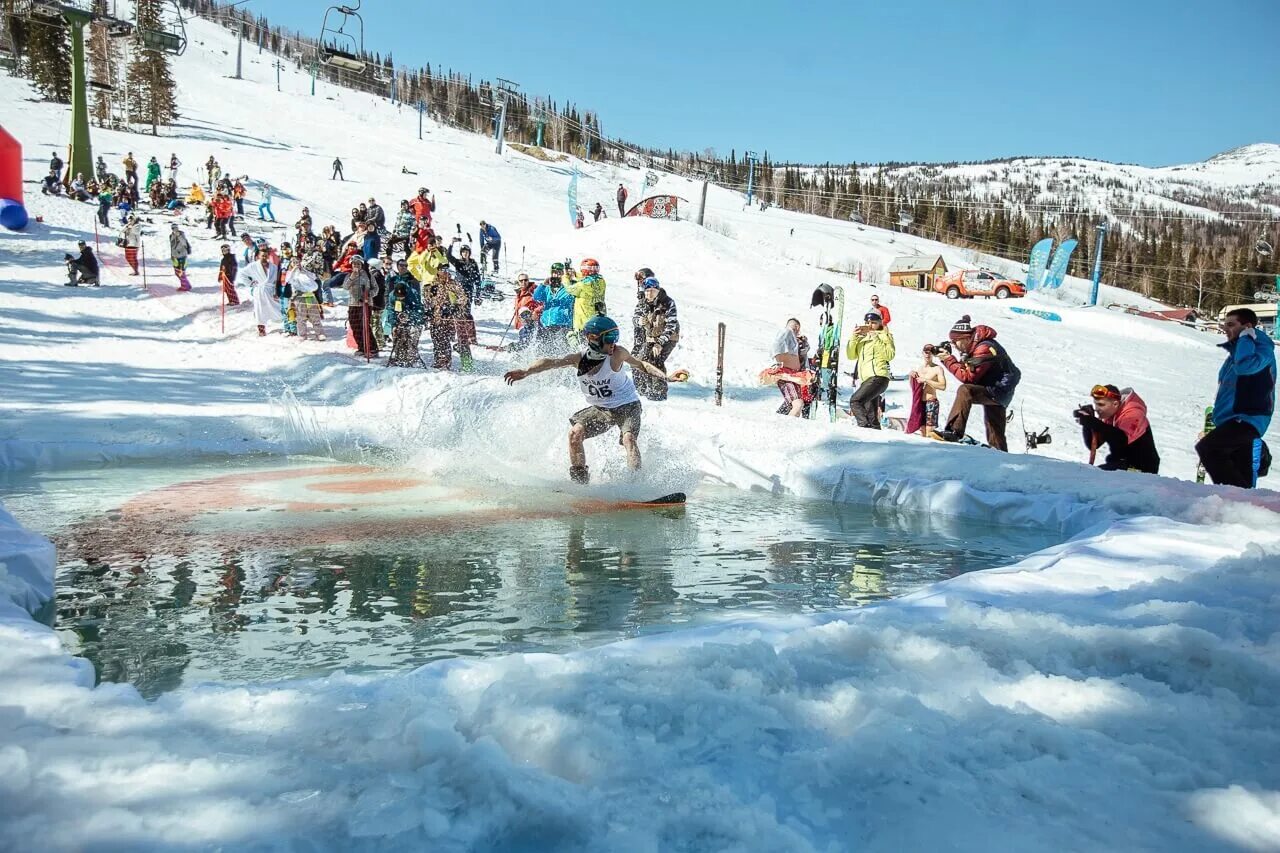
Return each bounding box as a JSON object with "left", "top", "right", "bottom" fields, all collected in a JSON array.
[{"left": 0, "top": 123, "right": 29, "bottom": 230}]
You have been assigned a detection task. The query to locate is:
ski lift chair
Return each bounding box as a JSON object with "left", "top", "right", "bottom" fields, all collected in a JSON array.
[
  {"left": 318, "top": 2, "right": 366, "bottom": 73},
  {"left": 897, "top": 208, "right": 914, "bottom": 228},
  {"left": 137, "top": 0, "right": 187, "bottom": 55},
  {"left": 1257, "top": 235, "right": 1274, "bottom": 257}
]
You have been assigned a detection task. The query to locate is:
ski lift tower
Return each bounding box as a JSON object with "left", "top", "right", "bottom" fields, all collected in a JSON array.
[
  {"left": 493, "top": 77, "right": 520, "bottom": 155},
  {"left": 26, "top": 1, "right": 133, "bottom": 181},
  {"left": 744, "top": 150, "right": 758, "bottom": 206}
]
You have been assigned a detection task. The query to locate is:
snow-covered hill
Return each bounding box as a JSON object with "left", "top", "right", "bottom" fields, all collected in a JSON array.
[
  {"left": 876, "top": 142, "right": 1280, "bottom": 224},
  {"left": 1, "top": 15, "right": 1279, "bottom": 852}
]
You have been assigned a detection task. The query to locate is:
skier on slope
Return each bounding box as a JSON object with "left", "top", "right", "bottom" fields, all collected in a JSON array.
[
  {"left": 332, "top": 157, "right": 345, "bottom": 181},
  {"left": 169, "top": 223, "right": 192, "bottom": 291},
  {"left": 503, "top": 315, "right": 680, "bottom": 484}
]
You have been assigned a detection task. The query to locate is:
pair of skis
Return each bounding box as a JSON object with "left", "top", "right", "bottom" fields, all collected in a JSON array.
[{"left": 807, "top": 285, "right": 845, "bottom": 422}]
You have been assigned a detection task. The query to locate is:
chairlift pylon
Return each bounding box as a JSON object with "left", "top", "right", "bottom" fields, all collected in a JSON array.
[
  {"left": 136, "top": 0, "right": 187, "bottom": 56},
  {"left": 318, "top": 0, "right": 366, "bottom": 74}
]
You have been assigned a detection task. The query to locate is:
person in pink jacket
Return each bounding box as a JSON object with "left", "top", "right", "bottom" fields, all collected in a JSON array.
[{"left": 1074, "top": 384, "right": 1161, "bottom": 474}]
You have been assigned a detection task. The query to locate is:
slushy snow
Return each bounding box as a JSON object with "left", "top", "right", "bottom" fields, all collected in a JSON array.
[{"left": 1, "top": 14, "right": 1279, "bottom": 851}]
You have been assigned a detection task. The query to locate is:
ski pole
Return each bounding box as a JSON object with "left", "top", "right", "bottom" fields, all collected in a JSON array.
[
  {"left": 363, "top": 295, "right": 371, "bottom": 363},
  {"left": 489, "top": 309, "right": 516, "bottom": 361},
  {"left": 220, "top": 271, "right": 226, "bottom": 334},
  {"left": 140, "top": 240, "right": 148, "bottom": 290}
]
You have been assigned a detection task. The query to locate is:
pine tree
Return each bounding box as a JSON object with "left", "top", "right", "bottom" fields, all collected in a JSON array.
[
  {"left": 27, "top": 11, "right": 72, "bottom": 103},
  {"left": 126, "top": 0, "right": 177, "bottom": 133}
]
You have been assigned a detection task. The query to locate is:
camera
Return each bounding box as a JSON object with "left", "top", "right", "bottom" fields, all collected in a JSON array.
[
  {"left": 1025, "top": 427, "right": 1052, "bottom": 451},
  {"left": 925, "top": 341, "right": 951, "bottom": 356}
]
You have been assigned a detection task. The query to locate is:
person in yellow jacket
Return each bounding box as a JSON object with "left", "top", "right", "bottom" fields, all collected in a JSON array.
[
  {"left": 406, "top": 239, "right": 449, "bottom": 290},
  {"left": 845, "top": 311, "right": 895, "bottom": 429},
  {"left": 565, "top": 258, "right": 607, "bottom": 335},
  {"left": 185, "top": 182, "right": 206, "bottom": 204}
]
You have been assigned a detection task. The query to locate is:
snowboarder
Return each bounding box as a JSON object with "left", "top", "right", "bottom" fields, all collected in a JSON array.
[
  {"left": 478, "top": 220, "right": 501, "bottom": 272},
  {"left": 1075, "top": 384, "right": 1160, "bottom": 474},
  {"left": 503, "top": 315, "right": 679, "bottom": 484},
  {"left": 257, "top": 182, "right": 276, "bottom": 221},
  {"left": 616, "top": 183, "right": 628, "bottom": 217},
  {"left": 1195, "top": 307, "right": 1275, "bottom": 488},
  {"left": 169, "top": 223, "right": 192, "bottom": 291},
  {"left": 933, "top": 315, "right": 1021, "bottom": 451},
  {"left": 332, "top": 157, "right": 344, "bottom": 181},
  {"left": 845, "top": 312, "right": 895, "bottom": 429},
  {"left": 632, "top": 276, "right": 680, "bottom": 401},
  {"left": 218, "top": 243, "right": 240, "bottom": 306},
  {"left": 64, "top": 241, "right": 99, "bottom": 286}
]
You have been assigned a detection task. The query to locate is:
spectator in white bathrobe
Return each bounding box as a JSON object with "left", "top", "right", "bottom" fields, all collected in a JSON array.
[{"left": 236, "top": 246, "right": 281, "bottom": 337}]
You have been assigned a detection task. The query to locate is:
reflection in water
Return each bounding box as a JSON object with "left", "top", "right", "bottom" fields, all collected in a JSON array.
[{"left": 6, "top": 462, "right": 1059, "bottom": 699}]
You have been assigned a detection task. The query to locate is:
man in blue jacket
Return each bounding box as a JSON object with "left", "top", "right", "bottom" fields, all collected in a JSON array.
[
  {"left": 1196, "top": 307, "right": 1275, "bottom": 488},
  {"left": 532, "top": 262, "right": 575, "bottom": 354},
  {"left": 478, "top": 220, "right": 501, "bottom": 272}
]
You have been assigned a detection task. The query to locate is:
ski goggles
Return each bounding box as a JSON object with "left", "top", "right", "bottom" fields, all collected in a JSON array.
[
  {"left": 1090, "top": 384, "right": 1121, "bottom": 401},
  {"left": 585, "top": 328, "right": 620, "bottom": 347}
]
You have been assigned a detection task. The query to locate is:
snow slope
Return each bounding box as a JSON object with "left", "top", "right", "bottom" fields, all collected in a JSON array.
[{"left": 1, "top": 16, "right": 1279, "bottom": 851}]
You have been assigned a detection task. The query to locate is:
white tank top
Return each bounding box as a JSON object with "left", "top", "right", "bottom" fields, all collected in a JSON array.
[{"left": 578, "top": 355, "right": 640, "bottom": 409}]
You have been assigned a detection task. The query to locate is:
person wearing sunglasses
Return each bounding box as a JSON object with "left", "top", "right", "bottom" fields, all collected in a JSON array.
[
  {"left": 1195, "top": 307, "right": 1275, "bottom": 488},
  {"left": 504, "top": 315, "right": 679, "bottom": 484},
  {"left": 511, "top": 274, "right": 541, "bottom": 351},
  {"left": 1073, "top": 384, "right": 1160, "bottom": 474}
]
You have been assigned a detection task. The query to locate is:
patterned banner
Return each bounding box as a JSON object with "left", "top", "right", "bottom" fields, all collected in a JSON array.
[
  {"left": 1045, "top": 238, "right": 1079, "bottom": 290},
  {"left": 1026, "top": 238, "right": 1054, "bottom": 291}
]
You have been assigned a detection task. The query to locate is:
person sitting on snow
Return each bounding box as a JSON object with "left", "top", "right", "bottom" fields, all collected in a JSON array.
[{"left": 1075, "top": 384, "right": 1160, "bottom": 474}]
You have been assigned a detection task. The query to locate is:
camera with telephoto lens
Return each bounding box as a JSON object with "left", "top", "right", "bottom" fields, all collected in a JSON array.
[
  {"left": 925, "top": 341, "right": 952, "bottom": 356},
  {"left": 1025, "top": 427, "right": 1052, "bottom": 451}
]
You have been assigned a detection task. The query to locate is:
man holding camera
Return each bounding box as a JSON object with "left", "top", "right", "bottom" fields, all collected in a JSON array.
[
  {"left": 932, "top": 315, "right": 1020, "bottom": 451},
  {"left": 1195, "top": 307, "right": 1275, "bottom": 488},
  {"left": 845, "top": 311, "right": 895, "bottom": 428},
  {"left": 1074, "top": 385, "right": 1160, "bottom": 474},
  {"left": 64, "top": 241, "right": 99, "bottom": 287}
]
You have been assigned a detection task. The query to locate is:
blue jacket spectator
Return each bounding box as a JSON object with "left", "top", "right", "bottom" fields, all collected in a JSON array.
[{"left": 533, "top": 277, "right": 575, "bottom": 328}]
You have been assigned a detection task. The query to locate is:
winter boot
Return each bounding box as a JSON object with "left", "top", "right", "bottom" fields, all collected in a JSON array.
[
  {"left": 459, "top": 352, "right": 475, "bottom": 373},
  {"left": 569, "top": 465, "right": 590, "bottom": 485}
]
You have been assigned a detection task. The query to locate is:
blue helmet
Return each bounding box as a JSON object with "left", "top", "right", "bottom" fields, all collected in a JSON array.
[{"left": 582, "top": 315, "right": 620, "bottom": 350}]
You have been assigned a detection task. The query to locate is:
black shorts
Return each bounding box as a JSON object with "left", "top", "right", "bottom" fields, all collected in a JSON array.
[{"left": 570, "top": 400, "right": 642, "bottom": 439}]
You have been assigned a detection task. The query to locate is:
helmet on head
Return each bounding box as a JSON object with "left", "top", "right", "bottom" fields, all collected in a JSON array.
[
  {"left": 581, "top": 315, "right": 621, "bottom": 352},
  {"left": 580, "top": 258, "right": 600, "bottom": 276},
  {"left": 550, "top": 262, "right": 565, "bottom": 275}
]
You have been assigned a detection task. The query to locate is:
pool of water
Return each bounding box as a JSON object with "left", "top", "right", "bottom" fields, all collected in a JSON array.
[{"left": 2, "top": 457, "right": 1060, "bottom": 698}]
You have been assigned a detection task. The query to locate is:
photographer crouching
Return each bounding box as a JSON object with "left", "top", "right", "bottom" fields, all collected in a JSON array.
[
  {"left": 932, "top": 315, "right": 1021, "bottom": 450},
  {"left": 1074, "top": 384, "right": 1160, "bottom": 474}
]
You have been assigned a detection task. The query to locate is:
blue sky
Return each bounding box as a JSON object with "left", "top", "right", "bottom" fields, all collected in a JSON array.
[{"left": 258, "top": 0, "right": 1278, "bottom": 167}]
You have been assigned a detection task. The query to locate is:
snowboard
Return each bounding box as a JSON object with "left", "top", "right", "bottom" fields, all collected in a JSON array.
[
  {"left": 616, "top": 492, "right": 687, "bottom": 508},
  {"left": 819, "top": 286, "right": 846, "bottom": 422},
  {"left": 714, "top": 322, "right": 726, "bottom": 406},
  {"left": 1195, "top": 406, "right": 1214, "bottom": 484}
]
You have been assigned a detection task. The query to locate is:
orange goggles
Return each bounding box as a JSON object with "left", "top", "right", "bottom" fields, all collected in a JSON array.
[{"left": 1090, "top": 384, "right": 1121, "bottom": 401}]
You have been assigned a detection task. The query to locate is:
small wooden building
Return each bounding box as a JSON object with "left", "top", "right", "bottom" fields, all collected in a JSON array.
[{"left": 888, "top": 255, "right": 947, "bottom": 290}]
